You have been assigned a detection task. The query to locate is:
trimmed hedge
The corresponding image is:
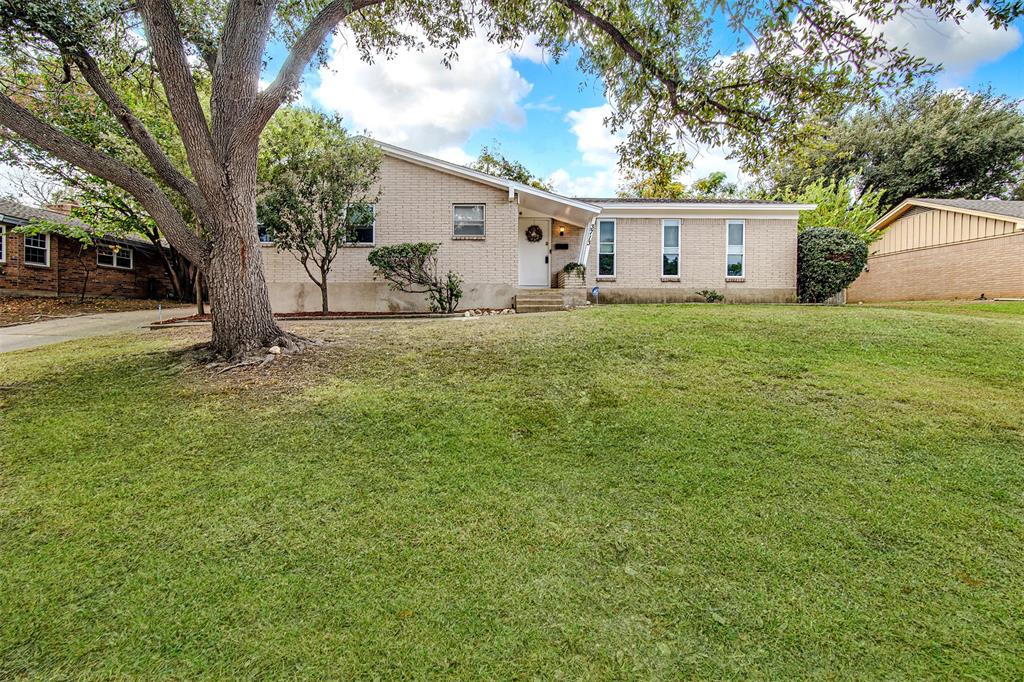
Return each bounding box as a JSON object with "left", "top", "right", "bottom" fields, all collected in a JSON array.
[{"left": 797, "top": 227, "right": 868, "bottom": 303}]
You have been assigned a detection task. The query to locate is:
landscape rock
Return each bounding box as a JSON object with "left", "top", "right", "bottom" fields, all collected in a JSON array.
[{"left": 267, "top": 345, "right": 282, "bottom": 355}]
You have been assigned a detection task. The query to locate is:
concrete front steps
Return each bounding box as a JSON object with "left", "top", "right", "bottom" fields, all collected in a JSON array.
[{"left": 514, "top": 288, "right": 586, "bottom": 313}]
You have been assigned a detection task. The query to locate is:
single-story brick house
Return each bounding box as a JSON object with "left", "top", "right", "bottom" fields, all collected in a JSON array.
[
  {"left": 0, "top": 199, "right": 173, "bottom": 300},
  {"left": 847, "top": 198, "right": 1024, "bottom": 303},
  {"left": 260, "top": 141, "right": 815, "bottom": 311}
]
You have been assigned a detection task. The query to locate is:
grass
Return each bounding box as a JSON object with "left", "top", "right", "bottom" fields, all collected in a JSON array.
[{"left": 2, "top": 303, "right": 1023, "bottom": 679}]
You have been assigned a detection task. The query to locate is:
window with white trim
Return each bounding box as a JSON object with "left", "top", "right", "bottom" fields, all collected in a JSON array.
[
  {"left": 0, "top": 225, "right": 6, "bottom": 263},
  {"left": 598, "top": 219, "right": 616, "bottom": 276},
  {"left": 97, "top": 245, "right": 133, "bottom": 269},
  {"left": 23, "top": 233, "right": 49, "bottom": 266},
  {"left": 727, "top": 220, "right": 744, "bottom": 277},
  {"left": 345, "top": 203, "right": 375, "bottom": 245},
  {"left": 662, "top": 219, "right": 680, "bottom": 277},
  {"left": 453, "top": 203, "right": 485, "bottom": 237}
]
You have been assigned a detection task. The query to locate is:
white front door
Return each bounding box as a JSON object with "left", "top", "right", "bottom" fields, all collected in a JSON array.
[{"left": 518, "top": 218, "right": 550, "bottom": 287}]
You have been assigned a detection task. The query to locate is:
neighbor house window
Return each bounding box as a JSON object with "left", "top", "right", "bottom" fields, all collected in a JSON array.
[
  {"left": 598, "top": 219, "right": 616, "bottom": 277},
  {"left": 345, "top": 203, "right": 375, "bottom": 245},
  {"left": 662, "top": 219, "right": 680, "bottom": 277},
  {"left": 257, "top": 223, "right": 273, "bottom": 244},
  {"left": 0, "top": 225, "right": 5, "bottom": 263},
  {"left": 453, "top": 204, "right": 485, "bottom": 237},
  {"left": 727, "top": 220, "right": 744, "bottom": 278},
  {"left": 97, "top": 245, "right": 133, "bottom": 270},
  {"left": 23, "top": 233, "right": 49, "bottom": 266}
]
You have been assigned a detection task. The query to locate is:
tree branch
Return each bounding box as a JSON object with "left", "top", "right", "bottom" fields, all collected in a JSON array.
[
  {"left": 69, "top": 47, "right": 211, "bottom": 224},
  {"left": 554, "top": 0, "right": 770, "bottom": 126},
  {"left": 137, "top": 0, "right": 222, "bottom": 196},
  {"left": 0, "top": 91, "right": 209, "bottom": 267},
  {"left": 242, "top": 0, "right": 387, "bottom": 144}
]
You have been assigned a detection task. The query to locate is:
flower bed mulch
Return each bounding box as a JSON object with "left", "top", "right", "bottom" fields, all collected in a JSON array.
[{"left": 152, "top": 309, "right": 511, "bottom": 325}]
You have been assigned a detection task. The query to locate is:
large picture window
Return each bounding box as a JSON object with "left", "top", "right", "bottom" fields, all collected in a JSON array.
[
  {"left": 727, "top": 220, "right": 744, "bottom": 278},
  {"left": 598, "top": 219, "right": 616, "bottom": 276},
  {"left": 345, "top": 203, "right": 375, "bottom": 245},
  {"left": 662, "top": 219, "right": 680, "bottom": 277},
  {"left": 23, "top": 233, "right": 49, "bottom": 266},
  {"left": 97, "top": 245, "right": 133, "bottom": 269},
  {"left": 453, "top": 204, "right": 485, "bottom": 237}
]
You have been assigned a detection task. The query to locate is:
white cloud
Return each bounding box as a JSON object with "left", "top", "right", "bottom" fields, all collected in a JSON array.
[
  {"left": 548, "top": 103, "right": 746, "bottom": 198},
  {"left": 509, "top": 33, "right": 548, "bottom": 64},
  {"left": 313, "top": 29, "right": 533, "bottom": 160},
  {"left": 849, "top": 2, "right": 1021, "bottom": 77},
  {"left": 524, "top": 95, "right": 561, "bottom": 112}
]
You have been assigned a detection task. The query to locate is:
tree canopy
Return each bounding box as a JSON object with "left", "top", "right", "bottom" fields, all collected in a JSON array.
[
  {"left": 760, "top": 84, "right": 1024, "bottom": 209},
  {"left": 258, "top": 108, "right": 381, "bottom": 314},
  {"left": 470, "top": 144, "right": 551, "bottom": 190}
]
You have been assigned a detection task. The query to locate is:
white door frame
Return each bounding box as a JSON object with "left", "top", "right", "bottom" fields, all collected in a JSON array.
[{"left": 518, "top": 217, "right": 551, "bottom": 287}]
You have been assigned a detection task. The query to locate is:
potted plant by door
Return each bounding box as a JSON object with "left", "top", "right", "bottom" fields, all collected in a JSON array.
[{"left": 557, "top": 262, "right": 587, "bottom": 288}]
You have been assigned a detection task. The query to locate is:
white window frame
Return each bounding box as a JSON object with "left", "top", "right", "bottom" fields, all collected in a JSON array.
[
  {"left": 344, "top": 203, "right": 376, "bottom": 246},
  {"left": 96, "top": 244, "right": 134, "bottom": 270},
  {"left": 452, "top": 203, "right": 486, "bottom": 239},
  {"left": 597, "top": 218, "right": 616, "bottom": 278},
  {"left": 662, "top": 219, "right": 680, "bottom": 278},
  {"left": 23, "top": 232, "right": 50, "bottom": 267},
  {"left": 726, "top": 219, "right": 745, "bottom": 279},
  {"left": 0, "top": 224, "right": 6, "bottom": 263}
]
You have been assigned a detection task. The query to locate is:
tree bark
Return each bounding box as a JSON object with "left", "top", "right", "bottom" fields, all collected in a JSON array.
[{"left": 202, "top": 173, "right": 285, "bottom": 358}]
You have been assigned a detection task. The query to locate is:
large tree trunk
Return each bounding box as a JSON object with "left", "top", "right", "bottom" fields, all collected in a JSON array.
[{"left": 203, "top": 180, "right": 286, "bottom": 359}]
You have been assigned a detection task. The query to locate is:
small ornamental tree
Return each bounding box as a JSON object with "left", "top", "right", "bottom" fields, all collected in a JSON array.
[
  {"left": 258, "top": 109, "right": 381, "bottom": 314},
  {"left": 797, "top": 227, "right": 868, "bottom": 303},
  {"left": 366, "top": 243, "right": 464, "bottom": 313}
]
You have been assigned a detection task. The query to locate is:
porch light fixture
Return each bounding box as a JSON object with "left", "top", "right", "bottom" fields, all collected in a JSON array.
[{"left": 559, "top": 225, "right": 565, "bottom": 236}]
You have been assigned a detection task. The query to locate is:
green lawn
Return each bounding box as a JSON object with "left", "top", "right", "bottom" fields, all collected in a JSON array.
[{"left": 2, "top": 304, "right": 1023, "bottom": 679}]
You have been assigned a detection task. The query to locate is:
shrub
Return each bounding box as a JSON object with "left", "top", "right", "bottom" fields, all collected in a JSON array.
[
  {"left": 563, "top": 262, "right": 586, "bottom": 278},
  {"left": 797, "top": 227, "right": 868, "bottom": 303},
  {"left": 696, "top": 289, "right": 724, "bottom": 303},
  {"left": 366, "top": 242, "right": 464, "bottom": 313}
]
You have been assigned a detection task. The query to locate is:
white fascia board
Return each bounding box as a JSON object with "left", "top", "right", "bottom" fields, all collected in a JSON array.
[{"left": 590, "top": 202, "right": 816, "bottom": 212}]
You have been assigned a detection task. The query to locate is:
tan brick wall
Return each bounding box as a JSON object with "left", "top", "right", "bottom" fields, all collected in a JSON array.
[
  {"left": 585, "top": 217, "right": 797, "bottom": 302},
  {"left": 847, "top": 231, "right": 1024, "bottom": 302},
  {"left": 261, "top": 155, "right": 518, "bottom": 292},
  {"left": 548, "top": 219, "right": 585, "bottom": 287}
]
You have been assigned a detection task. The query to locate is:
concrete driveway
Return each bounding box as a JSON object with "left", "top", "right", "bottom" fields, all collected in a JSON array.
[{"left": 0, "top": 305, "right": 192, "bottom": 353}]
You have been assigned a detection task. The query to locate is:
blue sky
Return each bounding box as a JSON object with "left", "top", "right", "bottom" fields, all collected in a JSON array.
[{"left": 262, "top": 5, "right": 1024, "bottom": 198}]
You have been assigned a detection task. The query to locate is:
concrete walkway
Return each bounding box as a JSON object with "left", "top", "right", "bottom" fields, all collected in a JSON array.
[{"left": 0, "top": 305, "right": 192, "bottom": 353}]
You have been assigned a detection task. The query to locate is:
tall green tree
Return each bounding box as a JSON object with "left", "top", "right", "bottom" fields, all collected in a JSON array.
[
  {"left": 776, "top": 176, "right": 887, "bottom": 243},
  {"left": 761, "top": 84, "right": 1024, "bottom": 209},
  {"left": 258, "top": 108, "right": 381, "bottom": 314},
  {"left": 2, "top": 0, "right": 1019, "bottom": 358},
  {"left": 470, "top": 143, "right": 550, "bottom": 190}
]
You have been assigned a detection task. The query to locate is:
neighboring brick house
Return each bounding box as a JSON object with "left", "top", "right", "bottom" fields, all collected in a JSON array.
[
  {"left": 260, "top": 140, "right": 814, "bottom": 311},
  {"left": 847, "top": 198, "right": 1024, "bottom": 303},
  {"left": 0, "top": 199, "right": 174, "bottom": 300}
]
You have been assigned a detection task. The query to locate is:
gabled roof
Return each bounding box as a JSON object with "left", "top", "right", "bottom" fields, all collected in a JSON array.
[
  {"left": 0, "top": 198, "right": 154, "bottom": 249},
  {"left": 869, "top": 198, "right": 1024, "bottom": 233},
  {"left": 370, "top": 139, "right": 602, "bottom": 227}
]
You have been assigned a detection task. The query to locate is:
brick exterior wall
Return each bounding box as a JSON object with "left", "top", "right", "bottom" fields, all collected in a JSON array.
[
  {"left": 847, "top": 231, "right": 1024, "bottom": 302},
  {"left": 259, "top": 155, "right": 800, "bottom": 310},
  {"left": 584, "top": 217, "right": 797, "bottom": 303},
  {"left": 261, "top": 155, "right": 519, "bottom": 311},
  {"left": 0, "top": 230, "right": 172, "bottom": 299}
]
